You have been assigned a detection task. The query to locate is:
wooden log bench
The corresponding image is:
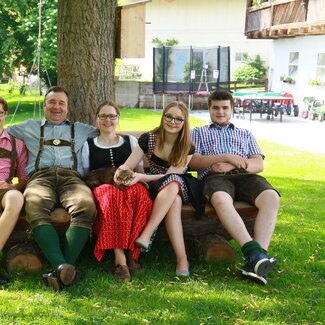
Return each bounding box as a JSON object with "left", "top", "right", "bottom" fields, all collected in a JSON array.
[
  {"left": 6, "top": 202, "right": 257, "bottom": 272},
  {"left": 5, "top": 130, "right": 258, "bottom": 271}
]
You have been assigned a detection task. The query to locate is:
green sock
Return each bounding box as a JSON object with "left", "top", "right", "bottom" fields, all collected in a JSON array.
[
  {"left": 241, "top": 240, "right": 264, "bottom": 258},
  {"left": 63, "top": 226, "right": 90, "bottom": 265},
  {"left": 32, "top": 224, "right": 66, "bottom": 269}
]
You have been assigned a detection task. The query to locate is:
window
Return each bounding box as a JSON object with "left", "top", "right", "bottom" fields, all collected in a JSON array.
[
  {"left": 288, "top": 52, "right": 299, "bottom": 77},
  {"left": 316, "top": 53, "right": 325, "bottom": 79},
  {"left": 235, "top": 52, "right": 246, "bottom": 62}
]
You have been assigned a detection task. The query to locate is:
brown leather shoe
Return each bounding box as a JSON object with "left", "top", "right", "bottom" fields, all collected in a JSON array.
[
  {"left": 127, "top": 255, "right": 142, "bottom": 274},
  {"left": 42, "top": 272, "right": 63, "bottom": 292},
  {"left": 114, "top": 264, "right": 131, "bottom": 282},
  {"left": 57, "top": 264, "right": 77, "bottom": 286}
]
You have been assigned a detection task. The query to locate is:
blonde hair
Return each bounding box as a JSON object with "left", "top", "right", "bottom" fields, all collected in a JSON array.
[{"left": 154, "top": 101, "right": 192, "bottom": 166}]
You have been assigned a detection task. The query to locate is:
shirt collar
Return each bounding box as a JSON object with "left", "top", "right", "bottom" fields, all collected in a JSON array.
[
  {"left": 208, "top": 122, "right": 235, "bottom": 129},
  {"left": 0, "top": 129, "right": 10, "bottom": 140},
  {"left": 41, "top": 118, "right": 72, "bottom": 126}
]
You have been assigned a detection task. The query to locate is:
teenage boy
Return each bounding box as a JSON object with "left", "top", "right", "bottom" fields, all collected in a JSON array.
[{"left": 189, "top": 90, "right": 280, "bottom": 284}]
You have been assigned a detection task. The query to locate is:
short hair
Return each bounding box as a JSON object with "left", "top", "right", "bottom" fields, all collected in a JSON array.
[
  {"left": 0, "top": 97, "right": 8, "bottom": 112},
  {"left": 96, "top": 100, "right": 120, "bottom": 116},
  {"left": 208, "top": 90, "right": 234, "bottom": 108},
  {"left": 44, "top": 86, "right": 69, "bottom": 101}
]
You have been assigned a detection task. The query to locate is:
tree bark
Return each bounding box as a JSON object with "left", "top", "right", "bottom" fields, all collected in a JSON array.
[{"left": 57, "top": 0, "right": 117, "bottom": 125}]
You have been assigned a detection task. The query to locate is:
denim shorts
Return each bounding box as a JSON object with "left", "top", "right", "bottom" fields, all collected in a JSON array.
[{"left": 203, "top": 172, "right": 280, "bottom": 205}]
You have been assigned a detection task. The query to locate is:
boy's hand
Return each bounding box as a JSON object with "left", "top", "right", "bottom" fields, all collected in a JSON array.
[
  {"left": 211, "top": 162, "right": 235, "bottom": 173},
  {"left": 226, "top": 155, "right": 248, "bottom": 169}
]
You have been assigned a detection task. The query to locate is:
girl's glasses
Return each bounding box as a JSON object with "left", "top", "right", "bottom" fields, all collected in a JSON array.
[
  {"left": 164, "top": 114, "right": 184, "bottom": 125},
  {"left": 97, "top": 114, "right": 119, "bottom": 120}
]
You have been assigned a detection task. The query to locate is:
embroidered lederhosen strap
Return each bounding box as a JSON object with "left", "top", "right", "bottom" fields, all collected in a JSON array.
[
  {"left": 0, "top": 135, "right": 17, "bottom": 182},
  {"left": 35, "top": 123, "right": 77, "bottom": 171}
]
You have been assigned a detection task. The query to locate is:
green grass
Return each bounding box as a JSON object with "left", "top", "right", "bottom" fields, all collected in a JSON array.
[{"left": 0, "top": 94, "right": 324, "bottom": 324}]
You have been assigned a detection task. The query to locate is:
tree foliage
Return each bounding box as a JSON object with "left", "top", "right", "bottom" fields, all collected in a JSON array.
[
  {"left": 0, "top": 0, "right": 57, "bottom": 85},
  {"left": 234, "top": 53, "right": 267, "bottom": 81}
]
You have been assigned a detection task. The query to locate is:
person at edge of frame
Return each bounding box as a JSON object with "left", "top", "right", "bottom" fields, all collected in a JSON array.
[{"left": 0, "top": 96, "right": 28, "bottom": 286}]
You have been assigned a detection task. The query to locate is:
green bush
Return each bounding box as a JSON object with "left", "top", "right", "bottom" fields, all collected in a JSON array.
[{"left": 234, "top": 54, "right": 267, "bottom": 81}]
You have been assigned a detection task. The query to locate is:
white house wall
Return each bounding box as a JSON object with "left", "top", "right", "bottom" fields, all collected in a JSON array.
[
  {"left": 123, "top": 0, "right": 271, "bottom": 80},
  {"left": 270, "top": 35, "right": 325, "bottom": 108}
]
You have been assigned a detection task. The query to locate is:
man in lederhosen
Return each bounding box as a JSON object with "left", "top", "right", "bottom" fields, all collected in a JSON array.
[
  {"left": 0, "top": 97, "right": 28, "bottom": 286},
  {"left": 8, "top": 86, "right": 98, "bottom": 291}
]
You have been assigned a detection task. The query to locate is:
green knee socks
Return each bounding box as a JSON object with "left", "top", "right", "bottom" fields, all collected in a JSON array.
[
  {"left": 32, "top": 224, "right": 66, "bottom": 269},
  {"left": 241, "top": 240, "right": 265, "bottom": 258},
  {"left": 63, "top": 226, "right": 90, "bottom": 265}
]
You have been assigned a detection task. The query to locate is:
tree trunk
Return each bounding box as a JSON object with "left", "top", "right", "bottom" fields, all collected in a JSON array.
[{"left": 57, "top": 0, "right": 117, "bottom": 125}]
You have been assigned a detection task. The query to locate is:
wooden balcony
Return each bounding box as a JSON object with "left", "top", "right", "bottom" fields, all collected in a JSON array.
[{"left": 245, "top": 0, "right": 325, "bottom": 39}]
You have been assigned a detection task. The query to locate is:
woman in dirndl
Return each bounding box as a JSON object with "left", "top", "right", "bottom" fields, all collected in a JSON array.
[
  {"left": 115, "top": 101, "right": 201, "bottom": 277},
  {"left": 82, "top": 100, "right": 152, "bottom": 282}
]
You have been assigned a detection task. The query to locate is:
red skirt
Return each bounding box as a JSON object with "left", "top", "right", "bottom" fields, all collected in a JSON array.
[{"left": 92, "top": 183, "right": 152, "bottom": 262}]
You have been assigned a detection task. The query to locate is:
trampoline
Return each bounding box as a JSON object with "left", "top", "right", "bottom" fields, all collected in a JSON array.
[{"left": 153, "top": 46, "right": 230, "bottom": 109}]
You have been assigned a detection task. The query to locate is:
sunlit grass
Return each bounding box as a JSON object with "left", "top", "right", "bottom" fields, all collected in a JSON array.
[{"left": 0, "top": 93, "right": 324, "bottom": 324}]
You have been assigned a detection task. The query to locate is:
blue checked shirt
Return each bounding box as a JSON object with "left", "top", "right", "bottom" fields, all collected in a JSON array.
[
  {"left": 8, "top": 118, "right": 98, "bottom": 177},
  {"left": 191, "top": 122, "right": 264, "bottom": 180}
]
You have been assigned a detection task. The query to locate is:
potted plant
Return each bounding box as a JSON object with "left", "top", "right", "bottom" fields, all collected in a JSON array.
[
  {"left": 308, "top": 78, "right": 322, "bottom": 86},
  {"left": 280, "top": 76, "right": 295, "bottom": 84},
  {"left": 251, "top": 0, "right": 269, "bottom": 6}
]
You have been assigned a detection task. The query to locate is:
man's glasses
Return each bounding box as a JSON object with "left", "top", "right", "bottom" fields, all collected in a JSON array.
[
  {"left": 164, "top": 114, "right": 184, "bottom": 125},
  {"left": 97, "top": 114, "right": 119, "bottom": 121},
  {"left": 0, "top": 111, "right": 5, "bottom": 117}
]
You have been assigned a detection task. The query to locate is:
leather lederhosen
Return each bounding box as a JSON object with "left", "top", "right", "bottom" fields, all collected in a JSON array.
[
  {"left": 0, "top": 135, "right": 17, "bottom": 183},
  {"left": 34, "top": 123, "right": 77, "bottom": 171}
]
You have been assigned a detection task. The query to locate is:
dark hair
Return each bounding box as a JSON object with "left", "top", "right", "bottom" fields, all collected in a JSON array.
[
  {"left": 208, "top": 90, "right": 234, "bottom": 108},
  {"left": 44, "top": 86, "right": 69, "bottom": 101},
  {"left": 0, "top": 97, "right": 8, "bottom": 112},
  {"left": 96, "top": 100, "right": 120, "bottom": 116}
]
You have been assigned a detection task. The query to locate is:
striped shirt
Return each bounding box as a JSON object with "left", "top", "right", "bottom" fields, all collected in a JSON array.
[
  {"left": 0, "top": 129, "right": 28, "bottom": 182},
  {"left": 191, "top": 122, "right": 264, "bottom": 180}
]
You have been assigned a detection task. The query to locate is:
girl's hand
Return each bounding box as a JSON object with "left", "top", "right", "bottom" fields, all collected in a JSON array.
[
  {"left": 114, "top": 165, "right": 128, "bottom": 184},
  {"left": 124, "top": 172, "right": 143, "bottom": 186}
]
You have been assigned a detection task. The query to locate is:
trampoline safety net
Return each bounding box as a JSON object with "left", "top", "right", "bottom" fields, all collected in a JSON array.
[{"left": 153, "top": 46, "right": 230, "bottom": 94}]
